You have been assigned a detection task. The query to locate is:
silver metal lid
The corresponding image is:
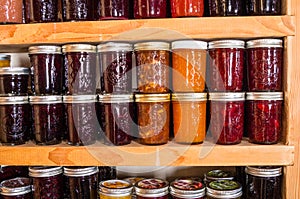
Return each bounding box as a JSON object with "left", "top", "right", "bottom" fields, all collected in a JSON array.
[
  {"left": 0, "top": 177, "right": 32, "bottom": 196},
  {"left": 208, "top": 40, "right": 245, "bottom": 49},
  {"left": 29, "top": 95, "right": 62, "bottom": 104},
  {"left": 64, "top": 167, "right": 99, "bottom": 177},
  {"left": 99, "top": 94, "right": 133, "bottom": 103},
  {"left": 172, "top": 93, "right": 207, "bottom": 101},
  {"left": 135, "top": 178, "right": 169, "bottom": 197},
  {"left": 134, "top": 42, "right": 170, "bottom": 51},
  {"left": 62, "top": 44, "right": 97, "bottom": 53},
  {"left": 97, "top": 42, "right": 133, "bottom": 52},
  {"left": 99, "top": 179, "right": 133, "bottom": 195},
  {"left": 0, "top": 54, "right": 10, "bottom": 60},
  {"left": 209, "top": 92, "right": 245, "bottom": 101},
  {"left": 245, "top": 166, "right": 282, "bottom": 177},
  {"left": 170, "top": 179, "right": 205, "bottom": 198},
  {"left": 29, "top": 166, "right": 63, "bottom": 178},
  {"left": 0, "top": 96, "right": 28, "bottom": 104},
  {"left": 63, "top": 95, "right": 97, "bottom": 103},
  {"left": 206, "top": 180, "right": 242, "bottom": 199},
  {"left": 172, "top": 40, "right": 207, "bottom": 50},
  {"left": 28, "top": 45, "right": 62, "bottom": 54},
  {"left": 246, "top": 39, "right": 283, "bottom": 48},
  {"left": 0, "top": 67, "right": 30, "bottom": 75},
  {"left": 246, "top": 92, "right": 283, "bottom": 100},
  {"left": 135, "top": 93, "right": 170, "bottom": 102}
]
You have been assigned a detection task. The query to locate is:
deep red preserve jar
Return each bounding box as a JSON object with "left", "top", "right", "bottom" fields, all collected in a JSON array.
[
  {"left": 170, "top": 0, "right": 204, "bottom": 17},
  {"left": 134, "top": 0, "right": 167, "bottom": 19},
  {"left": 170, "top": 178, "right": 205, "bottom": 199},
  {"left": 135, "top": 178, "right": 169, "bottom": 199},
  {"left": 99, "top": 0, "right": 129, "bottom": 19},
  {"left": 63, "top": 0, "right": 94, "bottom": 21},
  {"left": 24, "top": 0, "right": 60, "bottom": 23}
]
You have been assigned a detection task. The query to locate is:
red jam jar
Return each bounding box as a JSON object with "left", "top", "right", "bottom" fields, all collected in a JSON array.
[
  {"left": 24, "top": 0, "right": 60, "bottom": 23},
  {"left": 134, "top": 0, "right": 167, "bottom": 19},
  {"left": 170, "top": 178, "right": 205, "bottom": 199},
  {"left": 246, "top": 39, "right": 283, "bottom": 91},
  {"left": 99, "top": 0, "right": 129, "bottom": 19},
  {"left": 29, "top": 45, "right": 63, "bottom": 95},
  {"left": 97, "top": 42, "right": 133, "bottom": 94},
  {"left": 246, "top": 0, "right": 281, "bottom": 15},
  {"left": 208, "top": 0, "right": 244, "bottom": 16},
  {"left": 135, "top": 178, "right": 169, "bottom": 199},
  {"left": 0, "top": 177, "right": 32, "bottom": 199},
  {"left": 246, "top": 92, "right": 283, "bottom": 144},
  {"left": 62, "top": 0, "right": 94, "bottom": 21},
  {"left": 206, "top": 180, "right": 242, "bottom": 199},
  {"left": 208, "top": 40, "right": 245, "bottom": 92},
  {"left": 170, "top": 0, "right": 204, "bottom": 17},
  {"left": 209, "top": 92, "right": 245, "bottom": 145},
  {"left": 0, "top": 0, "right": 23, "bottom": 24}
]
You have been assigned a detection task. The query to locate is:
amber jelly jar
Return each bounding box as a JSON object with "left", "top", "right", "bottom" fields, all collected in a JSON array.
[
  {"left": 208, "top": 0, "right": 244, "bottom": 16},
  {"left": 0, "top": 54, "right": 10, "bottom": 67},
  {"left": 63, "top": 0, "right": 94, "bottom": 21},
  {"left": 170, "top": 178, "right": 205, "bottom": 199},
  {"left": 0, "top": 0, "right": 23, "bottom": 24},
  {"left": 0, "top": 177, "right": 32, "bottom": 199},
  {"left": 206, "top": 180, "right": 242, "bottom": 199},
  {"left": 99, "top": 179, "right": 133, "bottom": 199},
  {"left": 24, "top": 0, "right": 60, "bottom": 23},
  {"left": 170, "top": 0, "right": 204, "bottom": 17},
  {"left": 135, "top": 178, "right": 169, "bottom": 199},
  {"left": 99, "top": 0, "right": 129, "bottom": 19},
  {"left": 246, "top": 0, "right": 281, "bottom": 15},
  {"left": 134, "top": 0, "right": 167, "bottom": 19}
]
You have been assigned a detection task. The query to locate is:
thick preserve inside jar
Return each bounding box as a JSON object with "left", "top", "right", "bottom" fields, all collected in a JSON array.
[
  {"left": 208, "top": 0, "right": 244, "bottom": 16},
  {"left": 246, "top": 0, "right": 281, "bottom": 15},
  {"left": 24, "top": 0, "right": 59, "bottom": 23},
  {"left": 134, "top": 0, "right": 167, "bottom": 18},
  {"left": 63, "top": 0, "right": 94, "bottom": 21},
  {"left": 99, "top": 0, "right": 129, "bottom": 19},
  {"left": 170, "top": 0, "right": 204, "bottom": 17}
]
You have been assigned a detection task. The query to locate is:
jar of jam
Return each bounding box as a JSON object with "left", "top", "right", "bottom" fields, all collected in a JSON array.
[
  {"left": 134, "top": 42, "right": 170, "bottom": 93},
  {"left": 99, "top": 0, "right": 129, "bottom": 19},
  {"left": 172, "top": 40, "right": 207, "bottom": 92},
  {"left": 98, "top": 42, "right": 133, "bottom": 94},
  {"left": 62, "top": 0, "right": 94, "bottom": 21},
  {"left": 0, "top": 177, "right": 32, "bottom": 199},
  {"left": 135, "top": 93, "right": 170, "bottom": 145},
  {"left": 172, "top": 93, "right": 207, "bottom": 144},
  {"left": 64, "top": 95, "right": 98, "bottom": 146},
  {"left": 24, "top": 0, "right": 60, "bottom": 23},
  {"left": 0, "top": 166, "right": 29, "bottom": 182},
  {"left": 29, "top": 166, "right": 64, "bottom": 199},
  {"left": 204, "top": 169, "right": 234, "bottom": 185},
  {"left": 0, "top": 0, "right": 23, "bottom": 24},
  {"left": 134, "top": 0, "right": 167, "bottom": 19},
  {"left": 246, "top": 39, "right": 283, "bottom": 91},
  {"left": 246, "top": 92, "right": 283, "bottom": 144},
  {"left": 209, "top": 92, "right": 245, "bottom": 145},
  {"left": 99, "top": 179, "right": 133, "bottom": 199},
  {"left": 29, "top": 45, "right": 63, "bottom": 95},
  {"left": 170, "top": 0, "right": 204, "bottom": 17},
  {"left": 64, "top": 167, "right": 99, "bottom": 199},
  {"left": 208, "top": 0, "right": 244, "bottom": 16},
  {"left": 135, "top": 178, "right": 169, "bottom": 199},
  {"left": 98, "top": 166, "right": 117, "bottom": 181},
  {"left": 62, "top": 44, "right": 97, "bottom": 95},
  {"left": 0, "top": 96, "right": 30, "bottom": 145},
  {"left": 170, "top": 178, "right": 205, "bottom": 199},
  {"left": 246, "top": 0, "right": 281, "bottom": 15},
  {"left": 206, "top": 180, "right": 242, "bottom": 199},
  {"left": 245, "top": 166, "right": 282, "bottom": 199},
  {"left": 208, "top": 40, "right": 245, "bottom": 92},
  {"left": 0, "top": 54, "right": 10, "bottom": 67}
]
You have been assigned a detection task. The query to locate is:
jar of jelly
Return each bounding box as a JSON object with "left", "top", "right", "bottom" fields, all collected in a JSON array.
[
  {"left": 0, "top": 166, "right": 29, "bottom": 182},
  {"left": 64, "top": 95, "right": 98, "bottom": 146},
  {"left": 170, "top": 178, "right": 205, "bottom": 199},
  {"left": 170, "top": 0, "right": 204, "bottom": 17},
  {"left": 24, "top": 0, "right": 60, "bottom": 23},
  {"left": 206, "top": 180, "right": 242, "bottom": 199},
  {"left": 29, "top": 166, "right": 64, "bottom": 199},
  {"left": 134, "top": 0, "right": 167, "bottom": 19},
  {"left": 62, "top": 0, "right": 94, "bottom": 21},
  {"left": 29, "top": 45, "right": 63, "bottom": 95},
  {"left": 246, "top": 0, "right": 281, "bottom": 15},
  {"left": 208, "top": 0, "right": 244, "bottom": 16},
  {"left": 98, "top": 42, "right": 133, "bottom": 94},
  {"left": 246, "top": 39, "right": 283, "bottom": 91},
  {"left": 0, "top": 96, "right": 30, "bottom": 145},
  {"left": 134, "top": 42, "right": 170, "bottom": 93},
  {"left": 98, "top": 166, "right": 117, "bottom": 181},
  {"left": 62, "top": 44, "right": 97, "bottom": 95},
  {"left": 172, "top": 40, "right": 207, "bottom": 92},
  {"left": 246, "top": 92, "right": 283, "bottom": 144},
  {"left": 0, "top": 0, "right": 23, "bottom": 24},
  {"left": 99, "top": 179, "right": 133, "bottom": 199},
  {"left": 64, "top": 167, "right": 99, "bottom": 199},
  {"left": 208, "top": 40, "right": 245, "bottom": 92},
  {"left": 99, "top": 0, "right": 129, "bottom": 19},
  {"left": 245, "top": 166, "right": 282, "bottom": 199},
  {"left": 135, "top": 178, "right": 169, "bottom": 199},
  {"left": 204, "top": 169, "right": 234, "bottom": 185},
  {"left": 209, "top": 92, "right": 245, "bottom": 145},
  {"left": 172, "top": 93, "right": 207, "bottom": 144},
  {"left": 135, "top": 93, "right": 170, "bottom": 145},
  {"left": 0, "top": 54, "right": 10, "bottom": 67},
  {"left": 0, "top": 177, "right": 32, "bottom": 199}
]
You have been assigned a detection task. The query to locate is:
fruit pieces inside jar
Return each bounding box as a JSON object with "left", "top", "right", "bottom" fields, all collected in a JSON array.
[{"left": 32, "top": 174, "right": 64, "bottom": 199}]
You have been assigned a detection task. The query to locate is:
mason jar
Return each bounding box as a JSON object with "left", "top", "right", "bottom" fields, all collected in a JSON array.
[
  {"left": 99, "top": 0, "right": 130, "bottom": 19},
  {"left": 24, "top": 0, "right": 60, "bottom": 23},
  {"left": 206, "top": 180, "right": 242, "bottom": 199},
  {"left": 62, "top": 0, "right": 94, "bottom": 21},
  {"left": 0, "top": 0, "right": 23, "bottom": 24},
  {"left": 0, "top": 177, "right": 32, "bottom": 199},
  {"left": 208, "top": 0, "right": 244, "bottom": 16},
  {"left": 135, "top": 178, "right": 169, "bottom": 199},
  {"left": 170, "top": 0, "right": 205, "bottom": 17},
  {"left": 246, "top": 0, "right": 281, "bottom": 15},
  {"left": 134, "top": 0, "right": 167, "bottom": 19},
  {"left": 170, "top": 178, "right": 205, "bottom": 199},
  {"left": 99, "top": 179, "right": 133, "bottom": 199},
  {"left": 204, "top": 169, "right": 234, "bottom": 185}
]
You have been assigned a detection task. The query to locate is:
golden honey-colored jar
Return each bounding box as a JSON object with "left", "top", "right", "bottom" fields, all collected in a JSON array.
[
  {"left": 0, "top": 55, "right": 10, "bottom": 67},
  {"left": 99, "top": 179, "right": 133, "bottom": 199}
]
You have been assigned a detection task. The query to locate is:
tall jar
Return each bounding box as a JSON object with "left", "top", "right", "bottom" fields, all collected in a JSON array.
[
  {"left": 246, "top": 0, "right": 281, "bottom": 15},
  {"left": 170, "top": 178, "right": 205, "bottom": 199},
  {"left": 208, "top": 0, "right": 244, "bottom": 16},
  {"left": 0, "top": 0, "right": 23, "bottom": 24},
  {"left": 207, "top": 40, "right": 245, "bottom": 92},
  {"left": 172, "top": 93, "right": 207, "bottom": 144},
  {"left": 206, "top": 180, "right": 242, "bottom": 199},
  {"left": 246, "top": 92, "right": 283, "bottom": 144},
  {"left": 135, "top": 93, "right": 170, "bottom": 145},
  {"left": 209, "top": 92, "right": 245, "bottom": 145},
  {"left": 99, "top": 179, "right": 133, "bottom": 199},
  {"left": 62, "top": 0, "right": 94, "bottom": 21},
  {"left": 246, "top": 39, "right": 283, "bottom": 91},
  {"left": 24, "top": 0, "right": 60, "bottom": 23},
  {"left": 98, "top": 42, "right": 133, "bottom": 94},
  {"left": 135, "top": 178, "right": 169, "bottom": 199},
  {"left": 29, "top": 45, "right": 63, "bottom": 95},
  {"left": 172, "top": 40, "right": 207, "bottom": 92},
  {"left": 170, "top": 0, "right": 204, "bottom": 17},
  {"left": 0, "top": 177, "right": 32, "bottom": 199},
  {"left": 134, "top": 0, "right": 167, "bottom": 19},
  {"left": 99, "top": 0, "right": 129, "bottom": 19},
  {"left": 0, "top": 54, "right": 10, "bottom": 67},
  {"left": 134, "top": 42, "right": 170, "bottom": 93}
]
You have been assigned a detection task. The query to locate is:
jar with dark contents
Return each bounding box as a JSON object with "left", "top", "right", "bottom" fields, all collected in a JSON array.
[
  {"left": 99, "top": 179, "right": 133, "bottom": 199},
  {"left": 64, "top": 167, "right": 99, "bottom": 199},
  {"left": 170, "top": 0, "right": 204, "bottom": 17},
  {"left": 206, "top": 180, "right": 242, "bottom": 199},
  {"left": 135, "top": 178, "right": 169, "bottom": 199},
  {"left": 98, "top": 166, "right": 117, "bottom": 181},
  {"left": 207, "top": 40, "right": 245, "bottom": 92},
  {"left": 204, "top": 170, "right": 234, "bottom": 185},
  {"left": 0, "top": 54, "right": 10, "bottom": 68},
  {"left": 29, "top": 166, "right": 64, "bottom": 199},
  {"left": 134, "top": 0, "right": 167, "bottom": 19},
  {"left": 246, "top": 0, "right": 281, "bottom": 15},
  {"left": 246, "top": 92, "right": 283, "bottom": 144},
  {"left": 245, "top": 166, "right": 282, "bottom": 199},
  {"left": 62, "top": 0, "right": 94, "bottom": 21},
  {"left": 209, "top": 92, "right": 245, "bottom": 145},
  {"left": 246, "top": 39, "right": 283, "bottom": 91},
  {"left": 98, "top": 42, "right": 133, "bottom": 94},
  {"left": 99, "top": 0, "right": 129, "bottom": 19},
  {"left": 24, "top": 0, "right": 60, "bottom": 23},
  {"left": 29, "top": 45, "right": 63, "bottom": 95},
  {"left": 62, "top": 44, "right": 97, "bottom": 95},
  {"left": 0, "top": 0, "right": 23, "bottom": 24},
  {"left": 134, "top": 42, "right": 170, "bottom": 93},
  {"left": 170, "top": 178, "right": 205, "bottom": 199},
  {"left": 208, "top": 0, "right": 244, "bottom": 16},
  {"left": 135, "top": 93, "right": 170, "bottom": 145},
  {"left": 0, "top": 166, "right": 29, "bottom": 182},
  {"left": 0, "top": 177, "right": 32, "bottom": 199},
  {"left": 29, "top": 96, "right": 64, "bottom": 145},
  {"left": 0, "top": 96, "right": 31, "bottom": 145}
]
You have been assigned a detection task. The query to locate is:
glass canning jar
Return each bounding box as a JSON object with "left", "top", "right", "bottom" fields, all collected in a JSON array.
[
  {"left": 208, "top": 0, "right": 244, "bottom": 16},
  {"left": 135, "top": 178, "right": 169, "bottom": 199},
  {"left": 172, "top": 93, "right": 207, "bottom": 144},
  {"left": 204, "top": 169, "right": 234, "bottom": 185},
  {"left": 206, "top": 180, "right": 242, "bottom": 199},
  {"left": 98, "top": 166, "right": 117, "bottom": 181},
  {"left": 246, "top": 39, "right": 283, "bottom": 91},
  {"left": 172, "top": 40, "right": 207, "bottom": 92},
  {"left": 209, "top": 92, "right": 245, "bottom": 145},
  {"left": 24, "top": 0, "right": 60, "bottom": 23},
  {"left": 62, "top": 0, "right": 93, "bottom": 21},
  {"left": 208, "top": 40, "right": 245, "bottom": 92},
  {"left": 170, "top": 178, "right": 205, "bottom": 199},
  {"left": 99, "top": 179, "right": 133, "bottom": 199},
  {"left": 246, "top": 0, "right": 281, "bottom": 15},
  {"left": 0, "top": 0, "right": 23, "bottom": 24},
  {"left": 0, "top": 166, "right": 29, "bottom": 182},
  {"left": 135, "top": 93, "right": 170, "bottom": 145},
  {"left": 134, "top": 42, "right": 170, "bottom": 93},
  {"left": 99, "top": 0, "right": 129, "bottom": 19},
  {"left": 134, "top": 0, "right": 167, "bottom": 19},
  {"left": 0, "top": 54, "right": 10, "bottom": 67},
  {"left": 0, "top": 177, "right": 32, "bottom": 199},
  {"left": 170, "top": 0, "right": 204, "bottom": 17},
  {"left": 98, "top": 42, "right": 133, "bottom": 94},
  {"left": 246, "top": 92, "right": 283, "bottom": 144}
]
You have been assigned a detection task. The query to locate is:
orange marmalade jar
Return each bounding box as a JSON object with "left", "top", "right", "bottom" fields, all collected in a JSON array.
[{"left": 171, "top": 0, "right": 205, "bottom": 17}]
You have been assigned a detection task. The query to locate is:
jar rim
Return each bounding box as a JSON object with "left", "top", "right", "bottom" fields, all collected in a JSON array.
[
  {"left": 172, "top": 40, "right": 207, "bottom": 50},
  {"left": 0, "top": 67, "right": 30, "bottom": 75},
  {"left": 245, "top": 166, "right": 282, "bottom": 177},
  {"left": 62, "top": 44, "right": 97, "bottom": 53},
  {"left": 99, "top": 179, "right": 133, "bottom": 194},
  {"left": 246, "top": 38, "right": 283, "bottom": 48},
  {"left": 64, "top": 166, "right": 99, "bottom": 177},
  {"left": 63, "top": 95, "right": 97, "bottom": 103},
  {"left": 207, "top": 180, "right": 242, "bottom": 198},
  {"left": 0, "top": 96, "right": 28, "bottom": 104},
  {"left": 135, "top": 93, "right": 170, "bottom": 102},
  {"left": 246, "top": 92, "right": 283, "bottom": 100},
  {"left": 205, "top": 170, "right": 234, "bottom": 180},
  {"left": 97, "top": 42, "right": 133, "bottom": 52},
  {"left": 209, "top": 92, "right": 245, "bottom": 101},
  {"left": 28, "top": 45, "right": 62, "bottom": 54},
  {"left": 29, "top": 95, "right": 62, "bottom": 104},
  {"left": 99, "top": 94, "right": 134, "bottom": 103},
  {"left": 29, "top": 166, "right": 63, "bottom": 177},
  {"left": 0, "top": 177, "right": 32, "bottom": 196},
  {"left": 172, "top": 93, "right": 207, "bottom": 101},
  {"left": 134, "top": 41, "right": 170, "bottom": 51},
  {"left": 208, "top": 40, "right": 245, "bottom": 49}
]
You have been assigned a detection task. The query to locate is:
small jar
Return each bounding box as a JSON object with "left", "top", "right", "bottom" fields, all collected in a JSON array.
[
  {"left": 134, "top": 0, "right": 167, "bottom": 19},
  {"left": 170, "top": 0, "right": 204, "bottom": 17},
  {"left": 206, "top": 180, "right": 242, "bottom": 199},
  {"left": 246, "top": 39, "right": 283, "bottom": 91},
  {"left": 208, "top": 40, "right": 245, "bottom": 92},
  {"left": 0, "top": 177, "right": 32, "bottom": 199},
  {"left": 204, "top": 170, "right": 234, "bottom": 185},
  {"left": 62, "top": 0, "right": 94, "bottom": 21},
  {"left": 134, "top": 42, "right": 170, "bottom": 93},
  {"left": 209, "top": 92, "right": 245, "bottom": 145},
  {"left": 172, "top": 93, "right": 207, "bottom": 144},
  {"left": 246, "top": 0, "right": 281, "bottom": 15},
  {"left": 29, "top": 166, "right": 64, "bottom": 199},
  {"left": 246, "top": 92, "right": 283, "bottom": 144},
  {"left": 99, "top": 0, "right": 129, "bottom": 19},
  {"left": 98, "top": 166, "right": 117, "bottom": 181},
  {"left": 172, "top": 40, "right": 207, "bottom": 92},
  {"left": 0, "top": 0, "right": 23, "bottom": 24},
  {"left": 64, "top": 167, "right": 99, "bottom": 199},
  {"left": 0, "top": 96, "right": 30, "bottom": 145},
  {"left": 135, "top": 178, "right": 169, "bottom": 199},
  {"left": 245, "top": 166, "right": 282, "bottom": 198},
  {"left": 98, "top": 42, "right": 133, "bottom": 94},
  {"left": 0, "top": 166, "right": 29, "bottom": 182},
  {"left": 208, "top": 0, "right": 244, "bottom": 16},
  {"left": 24, "top": 0, "right": 60, "bottom": 23},
  {"left": 29, "top": 96, "right": 64, "bottom": 145},
  {"left": 0, "top": 54, "right": 10, "bottom": 67},
  {"left": 170, "top": 178, "right": 205, "bottom": 199},
  {"left": 62, "top": 44, "right": 97, "bottom": 95},
  {"left": 29, "top": 45, "right": 63, "bottom": 95},
  {"left": 99, "top": 179, "right": 133, "bottom": 199},
  {"left": 135, "top": 93, "right": 170, "bottom": 145}
]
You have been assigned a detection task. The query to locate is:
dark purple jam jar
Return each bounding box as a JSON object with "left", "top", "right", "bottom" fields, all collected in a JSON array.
[
  {"left": 62, "top": 0, "right": 94, "bottom": 21},
  {"left": 98, "top": 166, "right": 117, "bottom": 181},
  {"left": 29, "top": 45, "right": 63, "bottom": 95},
  {"left": 63, "top": 44, "right": 97, "bottom": 95},
  {"left": 24, "top": 0, "right": 60, "bottom": 23},
  {"left": 99, "top": 0, "right": 129, "bottom": 19},
  {"left": 134, "top": 0, "right": 167, "bottom": 19},
  {"left": 0, "top": 96, "right": 30, "bottom": 145},
  {"left": 246, "top": 0, "right": 281, "bottom": 15},
  {"left": 209, "top": 92, "right": 245, "bottom": 145},
  {"left": 29, "top": 96, "right": 64, "bottom": 145},
  {"left": 208, "top": 40, "right": 245, "bottom": 92},
  {"left": 98, "top": 42, "right": 133, "bottom": 94},
  {"left": 29, "top": 166, "right": 64, "bottom": 199},
  {"left": 170, "top": 178, "right": 205, "bottom": 199},
  {"left": 246, "top": 39, "right": 283, "bottom": 91},
  {"left": 0, "top": 166, "right": 29, "bottom": 183},
  {"left": 135, "top": 178, "right": 169, "bottom": 199},
  {"left": 0, "top": 177, "right": 32, "bottom": 199},
  {"left": 246, "top": 92, "right": 283, "bottom": 144},
  {"left": 208, "top": 0, "right": 244, "bottom": 16}
]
